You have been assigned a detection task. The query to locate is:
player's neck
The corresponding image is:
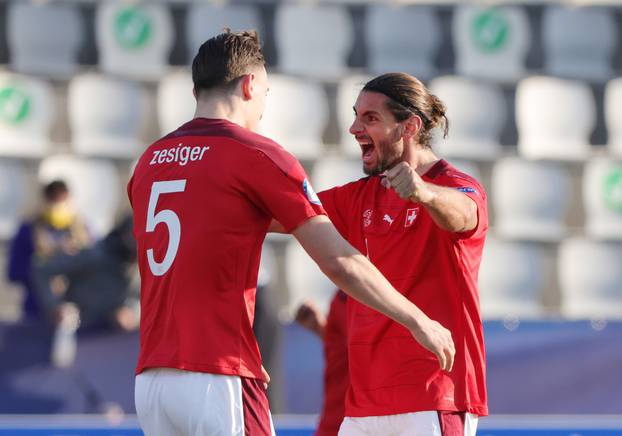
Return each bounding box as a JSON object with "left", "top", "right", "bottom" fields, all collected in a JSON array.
[
  {"left": 407, "top": 145, "right": 439, "bottom": 176},
  {"left": 194, "top": 96, "right": 248, "bottom": 129}
]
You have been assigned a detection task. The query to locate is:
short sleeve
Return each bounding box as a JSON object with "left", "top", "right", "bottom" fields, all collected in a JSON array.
[
  {"left": 439, "top": 171, "right": 488, "bottom": 239},
  {"left": 241, "top": 151, "right": 326, "bottom": 233},
  {"left": 318, "top": 186, "right": 351, "bottom": 240}
]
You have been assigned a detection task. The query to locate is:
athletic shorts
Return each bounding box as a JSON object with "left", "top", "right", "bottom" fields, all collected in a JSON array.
[
  {"left": 135, "top": 368, "right": 275, "bottom": 436},
  {"left": 338, "top": 410, "right": 478, "bottom": 436}
]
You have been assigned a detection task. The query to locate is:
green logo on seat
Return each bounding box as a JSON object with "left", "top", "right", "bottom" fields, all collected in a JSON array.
[
  {"left": 472, "top": 9, "right": 509, "bottom": 52},
  {"left": 604, "top": 167, "right": 622, "bottom": 213},
  {"left": 0, "top": 86, "right": 31, "bottom": 124},
  {"left": 114, "top": 7, "right": 152, "bottom": 50}
]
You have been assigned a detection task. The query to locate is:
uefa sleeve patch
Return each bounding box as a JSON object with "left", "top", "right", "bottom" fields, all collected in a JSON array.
[
  {"left": 303, "top": 179, "right": 322, "bottom": 205},
  {"left": 456, "top": 186, "right": 478, "bottom": 195}
]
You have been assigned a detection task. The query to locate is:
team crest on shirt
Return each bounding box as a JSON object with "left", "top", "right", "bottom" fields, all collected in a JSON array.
[
  {"left": 363, "top": 209, "right": 373, "bottom": 227},
  {"left": 302, "top": 179, "right": 321, "bottom": 205},
  {"left": 405, "top": 208, "right": 419, "bottom": 227}
]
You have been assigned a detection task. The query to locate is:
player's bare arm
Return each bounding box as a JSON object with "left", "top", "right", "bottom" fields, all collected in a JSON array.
[
  {"left": 293, "top": 215, "right": 455, "bottom": 371},
  {"left": 385, "top": 161, "right": 478, "bottom": 233}
]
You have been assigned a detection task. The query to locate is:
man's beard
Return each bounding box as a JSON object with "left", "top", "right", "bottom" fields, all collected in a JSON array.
[{"left": 363, "top": 127, "right": 404, "bottom": 176}]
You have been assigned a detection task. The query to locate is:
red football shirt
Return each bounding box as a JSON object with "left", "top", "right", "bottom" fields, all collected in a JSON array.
[
  {"left": 316, "top": 290, "right": 348, "bottom": 436},
  {"left": 318, "top": 159, "right": 488, "bottom": 417},
  {"left": 128, "top": 118, "right": 325, "bottom": 380}
]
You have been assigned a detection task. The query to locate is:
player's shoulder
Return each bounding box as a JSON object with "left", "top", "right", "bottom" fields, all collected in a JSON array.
[{"left": 434, "top": 160, "right": 486, "bottom": 194}]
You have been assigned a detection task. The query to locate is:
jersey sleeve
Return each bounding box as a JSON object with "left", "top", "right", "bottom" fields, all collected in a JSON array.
[
  {"left": 241, "top": 150, "right": 326, "bottom": 233},
  {"left": 317, "top": 187, "right": 350, "bottom": 240},
  {"left": 439, "top": 171, "right": 488, "bottom": 240}
]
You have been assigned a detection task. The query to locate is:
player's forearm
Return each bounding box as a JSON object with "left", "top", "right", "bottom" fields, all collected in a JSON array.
[
  {"left": 416, "top": 184, "right": 477, "bottom": 233},
  {"left": 326, "top": 252, "right": 429, "bottom": 331}
]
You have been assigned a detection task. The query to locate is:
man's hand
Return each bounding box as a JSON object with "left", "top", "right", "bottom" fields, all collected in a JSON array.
[
  {"left": 410, "top": 318, "right": 455, "bottom": 372},
  {"left": 261, "top": 365, "right": 270, "bottom": 390},
  {"left": 385, "top": 162, "right": 434, "bottom": 204},
  {"left": 295, "top": 301, "right": 326, "bottom": 338}
]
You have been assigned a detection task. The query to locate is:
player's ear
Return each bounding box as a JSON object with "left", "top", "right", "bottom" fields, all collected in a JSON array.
[
  {"left": 403, "top": 114, "right": 423, "bottom": 141},
  {"left": 241, "top": 73, "right": 254, "bottom": 101}
]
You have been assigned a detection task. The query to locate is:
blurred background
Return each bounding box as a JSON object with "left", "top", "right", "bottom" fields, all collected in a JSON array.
[{"left": 0, "top": 0, "right": 621, "bottom": 434}]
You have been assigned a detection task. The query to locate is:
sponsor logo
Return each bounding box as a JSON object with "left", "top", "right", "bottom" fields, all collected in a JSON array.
[
  {"left": 405, "top": 208, "right": 418, "bottom": 227},
  {"left": 114, "top": 7, "right": 152, "bottom": 50},
  {"left": 472, "top": 8, "right": 509, "bottom": 53},
  {"left": 363, "top": 209, "right": 373, "bottom": 227},
  {"left": 456, "top": 186, "right": 478, "bottom": 194},
  {"left": 383, "top": 214, "right": 394, "bottom": 226},
  {"left": 604, "top": 167, "right": 622, "bottom": 213},
  {"left": 303, "top": 179, "right": 321, "bottom": 205},
  {"left": 0, "top": 86, "right": 30, "bottom": 124}
]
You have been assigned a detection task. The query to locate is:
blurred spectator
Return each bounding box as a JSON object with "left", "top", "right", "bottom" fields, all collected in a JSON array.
[
  {"left": 32, "top": 215, "right": 139, "bottom": 367},
  {"left": 296, "top": 290, "right": 348, "bottom": 436},
  {"left": 7, "top": 180, "right": 91, "bottom": 318}
]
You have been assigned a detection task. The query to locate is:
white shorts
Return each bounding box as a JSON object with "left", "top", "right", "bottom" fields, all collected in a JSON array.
[
  {"left": 338, "top": 411, "right": 478, "bottom": 436},
  {"left": 135, "top": 368, "right": 275, "bottom": 436}
]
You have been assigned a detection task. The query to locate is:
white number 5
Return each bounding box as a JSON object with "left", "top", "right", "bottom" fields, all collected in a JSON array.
[{"left": 146, "top": 180, "right": 186, "bottom": 276}]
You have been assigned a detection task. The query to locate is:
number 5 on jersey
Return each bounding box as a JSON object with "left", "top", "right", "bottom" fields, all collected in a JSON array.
[{"left": 146, "top": 180, "right": 186, "bottom": 276}]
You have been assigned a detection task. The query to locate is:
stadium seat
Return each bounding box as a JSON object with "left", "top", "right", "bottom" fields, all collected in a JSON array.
[
  {"left": 365, "top": 5, "right": 440, "bottom": 80},
  {"left": 336, "top": 75, "right": 372, "bottom": 157},
  {"left": 38, "top": 155, "right": 120, "bottom": 237},
  {"left": 310, "top": 156, "right": 364, "bottom": 193},
  {"left": 478, "top": 236, "right": 545, "bottom": 319},
  {"left": 186, "top": 4, "right": 262, "bottom": 62},
  {"left": 157, "top": 70, "right": 195, "bottom": 135},
  {"left": 96, "top": 1, "right": 174, "bottom": 80},
  {"left": 0, "top": 159, "right": 26, "bottom": 240},
  {"left": 68, "top": 73, "right": 147, "bottom": 159},
  {"left": 543, "top": 6, "right": 616, "bottom": 82},
  {"left": 452, "top": 5, "right": 530, "bottom": 82},
  {"left": 605, "top": 77, "right": 622, "bottom": 158},
  {"left": 7, "top": 1, "right": 82, "bottom": 79},
  {"left": 274, "top": 3, "right": 354, "bottom": 78},
  {"left": 516, "top": 76, "right": 594, "bottom": 160},
  {"left": 0, "top": 72, "right": 54, "bottom": 158},
  {"left": 428, "top": 76, "right": 505, "bottom": 160},
  {"left": 583, "top": 158, "right": 622, "bottom": 240},
  {"left": 492, "top": 157, "right": 570, "bottom": 241},
  {"left": 257, "top": 75, "right": 328, "bottom": 161},
  {"left": 284, "top": 239, "right": 336, "bottom": 318},
  {"left": 559, "top": 237, "right": 622, "bottom": 319}
]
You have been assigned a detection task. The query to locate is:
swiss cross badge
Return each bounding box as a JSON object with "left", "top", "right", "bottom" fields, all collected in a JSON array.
[{"left": 405, "top": 208, "right": 418, "bottom": 227}]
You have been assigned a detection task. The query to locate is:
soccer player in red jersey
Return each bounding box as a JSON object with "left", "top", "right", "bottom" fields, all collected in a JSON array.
[
  {"left": 296, "top": 291, "right": 348, "bottom": 436},
  {"left": 273, "top": 73, "right": 488, "bottom": 435},
  {"left": 128, "top": 31, "right": 454, "bottom": 436}
]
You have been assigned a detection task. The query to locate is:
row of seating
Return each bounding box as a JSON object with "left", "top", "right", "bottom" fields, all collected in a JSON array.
[
  {"left": 1, "top": 71, "right": 622, "bottom": 160},
  {"left": 2, "top": 153, "right": 621, "bottom": 242},
  {"left": 5, "top": 1, "right": 621, "bottom": 82}
]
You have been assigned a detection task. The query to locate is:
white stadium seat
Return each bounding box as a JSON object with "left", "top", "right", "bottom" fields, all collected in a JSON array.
[
  {"left": 366, "top": 5, "right": 440, "bottom": 80},
  {"left": 605, "top": 77, "right": 622, "bottom": 158},
  {"left": 516, "top": 76, "right": 594, "bottom": 160},
  {"left": 453, "top": 5, "right": 530, "bottom": 82},
  {"left": 492, "top": 157, "right": 570, "bottom": 241},
  {"left": 96, "top": 1, "right": 174, "bottom": 80},
  {"left": 7, "top": 1, "right": 82, "bottom": 79},
  {"left": 186, "top": 4, "right": 262, "bottom": 62},
  {"left": 543, "top": 6, "right": 616, "bottom": 81},
  {"left": 0, "top": 159, "right": 27, "bottom": 240},
  {"left": 559, "top": 237, "right": 622, "bottom": 319},
  {"left": 478, "top": 236, "right": 545, "bottom": 319},
  {"left": 157, "top": 70, "right": 195, "bottom": 135},
  {"left": 38, "top": 155, "right": 120, "bottom": 238},
  {"left": 284, "top": 239, "right": 336, "bottom": 318},
  {"left": 274, "top": 3, "right": 354, "bottom": 78},
  {"left": 429, "top": 76, "right": 505, "bottom": 160},
  {"left": 68, "top": 73, "right": 147, "bottom": 159},
  {"left": 583, "top": 158, "right": 622, "bottom": 240},
  {"left": 310, "top": 156, "right": 364, "bottom": 193},
  {"left": 0, "top": 72, "right": 54, "bottom": 158},
  {"left": 258, "top": 75, "right": 328, "bottom": 161}
]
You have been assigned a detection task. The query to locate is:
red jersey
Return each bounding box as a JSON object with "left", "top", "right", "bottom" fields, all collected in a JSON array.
[
  {"left": 318, "top": 159, "right": 488, "bottom": 417},
  {"left": 316, "top": 290, "right": 348, "bottom": 436},
  {"left": 128, "top": 118, "right": 325, "bottom": 380}
]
